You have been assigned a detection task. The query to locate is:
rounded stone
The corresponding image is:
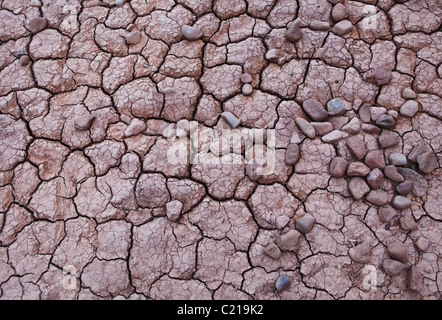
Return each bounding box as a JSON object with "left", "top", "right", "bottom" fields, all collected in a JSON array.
[
  {"left": 365, "top": 150, "right": 385, "bottom": 169},
  {"left": 17, "top": 49, "right": 27, "bottom": 56},
  {"left": 407, "top": 143, "right": 426, "bottom": 163},
  {"left": 392, "top": 195, "right": 412, "bottom": 209},
  {"left": 29, "top": 17, "right": 47, "bottom": 34},
  {"left": 329, "top": 157, "right": 348, "bottom": 178},
  {"left": 358, "top": 104, "right": 371, "bottom": 123},
  {"left": 126, "top": 31, "right": 142, "bottom": 45},
  {"left": 332, "top": 3, "right": 347, "bottom": 22},
  {"left": 166, "top": 200, "right": 183, "bottom": 222},
  {"left": 285, "top": 143, "right": 300, "bottom": 165},
  {"left": 332, "top": 20, "right": 353, "bottom": 36},
  {"left": 378, "top": 133, "right": 400, "bottom": 149},
  {"left": 302, "top": 99, "right": 328, "bottom": 122},
  {"left": 400, "top": 100, "right": 419, "bottom": 118},
  {"left": 181, "top": 25, "right": 203, "bottom": 41},
  {"left": 398, "top": 216, "right": 418, "bottom": 231},
  {"left": 387, "top": 243, "right": 408, "bottom": 263},
  {"left": 19, "top": 55, "right": 30, "bottom": 66},
  {"left": 264, "top": 243, "right": 282, "bottom": 260},
  {"left": 347, "top": 162, "right": 370, "bottom": 177},
  {"left": 115, "top": 0, "right": 125, "bottom": 6},
  {"left": 285, "top": 19, "right": 301, "bottom": 42},
  {"left": 275, "top": 275, "right": 291, "bottom": 293},
  {"left": 378, "top": 206, "right": 398, "bottom": 223},
  {"left": 295, "top": 117, "right": 316, "bottom": 139},
  {"left": 310, "top": 20, "right": 330, "bottom": 31},
  {"left": 382, "top": 259, "right": 405, "bottom": 276},
  {"left": 384, "top": 165, "right": 405, "bottom": 183},
  {"left": 348, "top": 177, "right": 370, "bottom": 200},
  {"left": 365, "top": 67, "right": 393, "bottom": 86},
  {"left": 407, "top": 265, "right": 423, "bottom": 292},
  {"left": 242, "top": 84, "right": 253, "bottom": 96},
  {"left": 348, "top": 242, "right": 371, "bottom": 264},
  {"left": 240, "top": 73, "right": 253, "bottom": 84},
  {"left": 396, "top": 180, "right": 413, "bottom": 195},
  {"left": 375, "top": 114, "right": 396, "bottom": 129},
  {"left": 294, "top": 213, "right": 316, "bottom": 234},
  {"left": 401, "top": 88, "right": 417, "bottom": 100},
  {"left": 74, "top": 115, "right": 95, "bottom": 131},
  {"left": 396, "top": 168, "right": 428, "bottom": 197},
  {"left": 388, "top": 153, "right": 407, "bottom": 166},
  {"left": 367, "top": 168, "right": 384, "bottom": 189},
  {"left": 414, "top": 236, "right": 430, "bottom": 252},
  {"left": 275, "top": 216, "right": 290, "bottom": 230},
  {"left": 275, "top": 230, "right": 301, "bottom": 251},
  {"left": 326, "top": 98, "right": 346, "bottom": 116},
  {"left": 416, "top": 151, "right": 437, "bottom": 174},
  {"left": 365, "top": 190, "right": 389, "bottom": 206}
]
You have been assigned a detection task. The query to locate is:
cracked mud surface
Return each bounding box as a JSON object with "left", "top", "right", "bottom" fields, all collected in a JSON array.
[{"left": 0, "top": 0, "right": 441, "bottom": 300}]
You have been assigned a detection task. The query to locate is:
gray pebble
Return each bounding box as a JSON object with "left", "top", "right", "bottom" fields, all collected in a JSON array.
[
  {"left": 327, "top": 98, "right": 346, "bottom": 116},
  {"left": 285, "top": 19, "right": 301, "bottom": 42},
  {"left": 365, "top": 190, "right": 389, "bottom": 206},
  {"left": 29, "top": 17, "right": 47, "bottom": 34},
  {"left": 388, "top": 153, "right": 407, "bottom": 166},
  {"left": 396, "top": 180, "right": 413, "bottom": 195},
  {"left": 310, "top": 20, "right": 330, "bottom": 31},
  {"left": 387, "top": 243, "right": 408, "bottom": 263},
  {"left": 399, "top": 100, "right": 419, "bottom": 118},
  {"left": 375, "top": 114, "right": 396, "bottom": 129},
  {"left": 221, "top": 111, "right": 241, "bottom": 128},
  {"left": 414, "top": 236, "right": 430, "bottom": 252},
  {"left": 242, "top": 84, "right": 253, "bottom": 96},
  {"left": 370, "top": 106, "right": 387, "bottom": 122},
  {"left": 285, "top": 143, "right": 300, "bottom": 165},
  {"left": 295, "top": 117, "right": 316, "bottom": 139},
  {"left": 295, "top": 213, "right": 316, "bottom": 234},
  {"left": 401, "top": 88, "right": 417, "bottom": 100},
  {"left": 378, "top": 206, "right": 398, "bottom": 223},
  {"left": 166, "top": 200, "right": 183, "bottom": 222},
  {"left": 399, "top": 216, "right": 418, "bottom": 231},
  {"left": 383, "top": 258, "right": 405, "bottom": 276},
  {"left": 275, "top": 275, "right": 291, "bottom": 293},
  {"left": 332, "top": 20, "right": 353, "bottom": 36},
  {"left": 364, "top": 67, "right": 393, "bottom": 86},
  {"left": 19, "top": 55, "right": 30, "bottom": 66},
  {"left": 332, "top": 3, "right": 347, "bottom": 22},
  {"left": 181, "top": 25, "right": 203, "bottom": 41},
  {"left": 392, "top": 195, "right": 412, "bottom": 209},
  {"left": 240, "top": 73, "right": 252, "bottom": 84},
  {"left": 341, "top": 117, "right": 360, "bottom": 134},
  {"left": 302, "top": 99, "right": 328, "bottom": 121}
]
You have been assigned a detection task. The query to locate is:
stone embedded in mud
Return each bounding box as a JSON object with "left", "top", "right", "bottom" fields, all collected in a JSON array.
[
  {"left": 285, "top": 19, "right": 301, "bottom": 42},
  {"left": 407, "top": 266, "right": 423, "bottom": 292},
  {"left": 275, "top": 275, "right": 291, "bottom": 293},
  {"left": 401, "top": 88, "right": 417, "bottom": 100},
  {"left": 378, "top": 206, "right": 398, "bottom": 223},
  {"left": 285, "top": 143, "right": 300, "bottom": 165},
  {"left": 375, "top": 114, "right": 396, "bottom": 129},
  {"left": 302, "top": 99, "right": 328, "bottom": 122},
  {"left": 348, "top": 177, "right": 370, "bottom": 200},
  {"left": 124, "top": 118, "right": 146, "bottom": 137},
  {"left": 242, "top": 84, "right": 253, "bottom": 96},
  {"left": 329, "top": 157, "right": 348, "bottom": 178},
  {"left": 392, "top": 195, "right": 412, "bottom": 209},
  {"left": 310, "top": 20, "right": 330, "bottom": 31},
  {"left": 399, "top": 216, "right": 418, "bottom": 231},
  {"left": 396, "top": 180, "right": 413, "bottom": 195},
  {"left": 275, "top": 229, "right": 301, "bottom": 251},
  {"left": 19, "top": 55, "right": 30, "bottom": 66},
  {"left": 400, "top": 100, "right": 419, "bottom": 118},
  {"left": 332, "top": 3, "right": 347, "bottom": 22},
  {"left": 383, "top": 258, "right": 405, "bottom": 276},
  {"left": 364, "top": 67, "right": 393, "bottom": 86},
  {"left": 332, "top": 20, "right": 353, "bottom": 36},
  {"left": 221, "top": 111, "right": 241, "bottom": 128},
  {"left": 275, "top": 216, "right": 290, "bottom": 230},
  {"left": 384, "top": 165, "right": 405, "bottom": 183},
  {"left": 387, "top": 243, "right": 408, "bottom": 263},
  {"left": 295, "top": 117, "right": 316, "bottom": 139},
  {"left": 74, "top": 115, "right": 95, "bottom": 131},
  {"left": 367, "top": 168, "right": 384, "bottom": 190},
  {"left": 396, "top": 167, "right": 428, "bottom": 197},
  {"left": 246, "top": 158, "right": 264, "bottom": 182},
  {"left": 348, "top": 242, "right": 371, "bottom": 264},
  {"left": 407, "top": 143, "right": 426, "bottom": 163},
  {"left": 240, "top": 73, "right": 252, "bottom": 84},
  {"left": 264, "top": 243, "right": 282, "bottom": 260},
  {"left": 365, "top": 190, "right": 389, "bottom": 206},
  {"left": 126, "top": 31, "right": 142, "bottom": 45},
  {"left": 414, "top": 236, "right": 430, "bottom": 252},
  {"left": 181, "top": 25, "right": 203, "bottom": 41},
  {"left": 29, "top": 17, "right": 47, "bottom": 34},
  {"left": 295, "top": 213, "right": 316, "bottom": 234},
  {"left": 327, "top": 98, "right": 346, "bottom": 116},
  {"left": 166, "top": 200, "right": 183, "bottom": 222},
  {"left": 416, "top": 151, "right": 437, "bottom": 174}
]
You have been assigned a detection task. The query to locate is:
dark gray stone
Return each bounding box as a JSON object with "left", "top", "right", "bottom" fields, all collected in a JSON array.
[
  {"left": 275, "top": 275, "right": 291, "bottom": 293},
  {"left": 396, "top": 180, "right": 413, "bottom": 195},
  {"left": 302, "top": 99, "right": 328, "bottom": 121},
  {"left": 375, "top": 114, "right": 396, "bottom": 129}
]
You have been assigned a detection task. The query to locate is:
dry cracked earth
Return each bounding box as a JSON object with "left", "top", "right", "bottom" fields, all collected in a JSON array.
[{"left": 0, "top": 0, "right": 441, "bottom": 300}]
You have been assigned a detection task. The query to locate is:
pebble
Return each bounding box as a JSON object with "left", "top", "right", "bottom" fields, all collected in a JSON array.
[
  {"left": 400, "top": 100, "right": 419, "bottom": 118},
  {"left": 348, "top": 242, "right": 371, "bottom": 264},
  {"left": 392, "top": 195, "right": 412, "bottom": 209},
  {"left": 378, "top": 133, "right": 400, "bottom": 149},
  {"left": 275, "top": 216, "right": 290, "bottom": 230},
  {"left": 302, "top": 99, "right": 328, "bottom": 121},
  {"left": 399, "top": 216, "right": 418, "bottom": 231},
  {"left": 341, "top": 117, "right": 360, "bottom": 134},
  {"left": 414, "top": 236, "right": 430, "bottom": 252},
  {"left": 365, "top": 67, "right": 393, "bottom": 86},
  {"left": 384, "top": 165, "right": 405, "bottom": 183},
  {"left": 285, "top": 143, "right": 300, "bottom": 165},
  {"left": 347, "top": 162, "right": 370, "bottom": 177},
  {"left": 382, "top": 258, "right": 405, "bottom": 276},
  {"left": 327, "top": 98, "right": 346, "bottom": 116},
  {"left": 332, "top": 20, "right": 353, "bottom": 36},
  {"left": 401, "top": 88, "right": 417, "bottom": 100},
  {"left": 332, "top": 3, "right": 348, "bottom": 22},
  {"left": 166, "top": 200, "right": 183, "bottom": 222},
  {"left": 416, "top": 151, "right": 437, "bottom": 174},
  {"left": 370, "top": 106, "right": 387, "bottom": 122},
  {"left": 17, "top": 49, "right": 27, "bottom": 57},
  {"left": 264, "top": 243, "right": 282, "bottom": 259},
  {"left": 176, "top": 119, "right": 191, "bottom": 138},
  {"left": 407, "top": 266, "right": 423, "bottom": 292},
  {"left": 181, "top": 25, "right": 203, "bottom": 41},
  {"left": 329, "top": 157, "right": 348, "bottom": 178},
  {"left": 396, "top": 168, "right": 428, "bottom": 197},
  {"left": 388, "top": 153, "right": 407, "bottom": 166},
  {"left": 275, "top": 275, "right": 291, "bottom": 293},
  {"left": 115, "top": 0, "right": 125, "bottom": 6},
  {"left": 361, "top": 123, "right": 380, "bottom": 134},
  {"left": 285, "top": 19, "right": 301, "bottom": 42},
  {"left": 378, "top": 206, "right": 398, "bottom": 223},
  {"left": 346, "top": 135, "right": 368, "bottom": 160},
  {"left": 240, "top": 73, "right": 253, "bottom": 84},
  {"left": 387, "top": 243, "right": 408, "bottom": 263},
  {"left": 328, "top": 0, "right": 345, "bottom": 3},
  {"left": 365, "top": 150, "right": 385, "bottom": 169},
  {"left": 162, "top": 123, "right": 176, "bottom": 139},
  {"left": 74, "top": 115, "right": 95, "bottom": 131},
  {"left": 29, "top": 17, "right": 48, "bottom": 34},
  {"left": 367, "top": 168, "right": 384, "bottom": 189},
  {"left": 407, "top": 143, "right": 426, "bottom": 163},
  {"left": 242, "top": 84, "right": 253, "bottom": 96},
  {"left": 396, "top": 180, "right": 413, "bottom": 195},
  {"left": 275, "top": 230, "right": 301, "bottom": 251},
  {"left": 295, "top": 118, "right": 316, "bottom": 139},
  {"left": 375, "top": 114, "right": 396, "bottom": 129},
  {"left": 126, "top": 31, "right": 142, "bottom": 45},
  {"left": 310, "top": 20, "right": 330, "bottom": 31},
  {"left": 19, "top": 55, "right": 30, "bottom": 66},
  {"left": 387, "top": 110, "right": 398, "bottom": 119},
  {"left": 124, "top": 118, "right": 147, "bottom": 137},
  {"left": 289, "top": 132, "right": 302, "bottom": 144},
  {"left": 358, "top": 104, "right": 371, "bottom": 123},
  {"left": 295, "top": 213, "right": 316, "bottom": 234},
  {"left": 321, "top": 130, "right": 348, "bottom": 143},
  {"left": 365, "top": 190, "right": 389, "bottom": 206},
  {"left": 221, "top": 111, "right": 241, "bottom": 128},
  {"left": 265, "top": 49, "right": 279, "bottom": 62},
  {"left": 310, "top": 122, "right": 333, "bottom": 136},
  {"left": 348, "top": 177, "right": 370, "bottom": 200},
  {"left": 328, "top": 116, "right": 349, "bottom": 130}
]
